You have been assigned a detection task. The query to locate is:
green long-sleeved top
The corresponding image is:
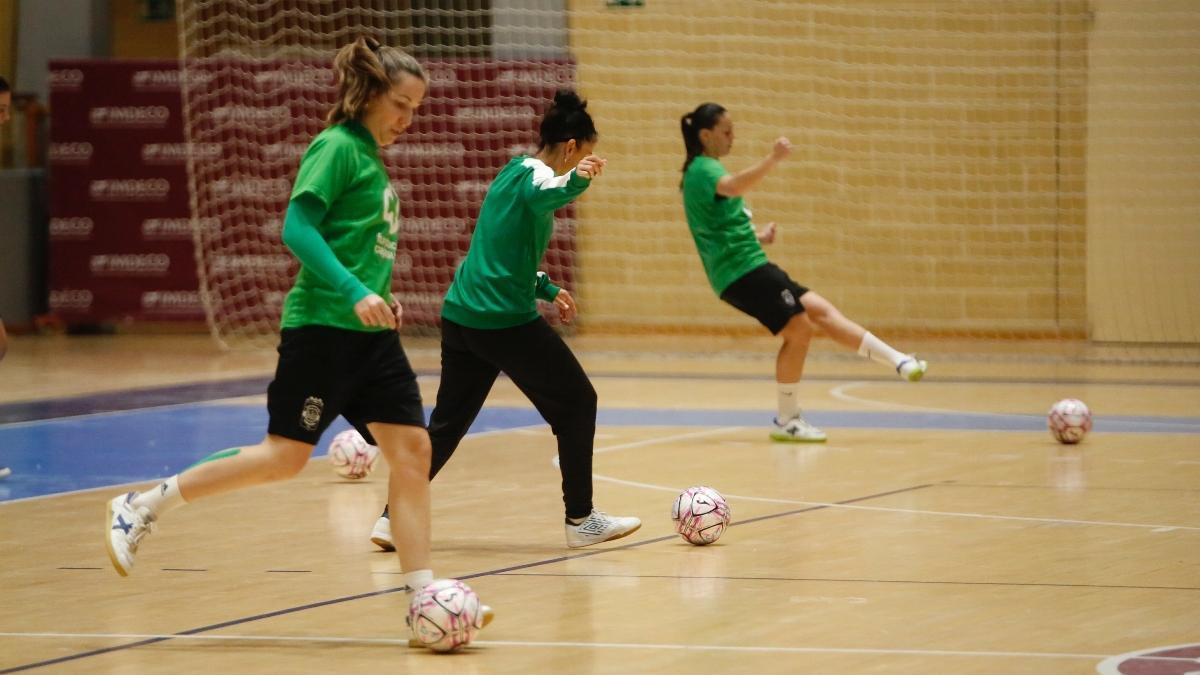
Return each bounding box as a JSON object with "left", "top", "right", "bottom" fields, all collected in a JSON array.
[{"left": 441, "top": 156, "right": 590, "bottom": 329}]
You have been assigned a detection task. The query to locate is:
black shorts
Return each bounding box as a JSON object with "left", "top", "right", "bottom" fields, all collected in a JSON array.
[
  {"left": 266, "top": 325, "right": 425, "bottom": 445},
  {"left": 719, "top": 262, "right": 810, "bottom": 335}
]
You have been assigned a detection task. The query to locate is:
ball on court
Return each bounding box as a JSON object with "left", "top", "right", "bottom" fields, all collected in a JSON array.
[
  {"left": 671, "top": 485, "right": 731, "bottom": 545},
  {"left": 327, "top": 429, "right": 379, "bottom": 479},
  {"left": 408, "top": 579, "right": 485, "bottom": 653},
  {"left": 1048, "top": 398, "right": 1092, "bottom": 444}
]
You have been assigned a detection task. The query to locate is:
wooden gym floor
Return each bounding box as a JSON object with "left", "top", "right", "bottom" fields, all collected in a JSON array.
[{"left": 0, "top": 333, "right": 1197, "bottom": 674}]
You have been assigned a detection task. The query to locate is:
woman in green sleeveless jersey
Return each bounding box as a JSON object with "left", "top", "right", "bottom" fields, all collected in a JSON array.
[
  {"left": 681, "top": 103, "right": 928, "bottom": 443},
  {"left": 371, "top": 91, "right": 641, "bottom": 551},
  {"left": 105, "top": 38, "right": 487, "bottom": 642}
]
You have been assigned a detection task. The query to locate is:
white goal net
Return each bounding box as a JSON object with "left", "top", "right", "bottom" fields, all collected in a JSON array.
[{"left": 178, "top": 1, "right": 1200, "bottom": 358}]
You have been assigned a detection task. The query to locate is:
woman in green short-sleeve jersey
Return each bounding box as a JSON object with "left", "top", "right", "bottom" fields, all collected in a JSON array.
[
  {"left": 681, "top": 102, "right": 928, "bottom": 443},
  {"left": 104, "top": 38, "right": 489, "bottom": 645}
]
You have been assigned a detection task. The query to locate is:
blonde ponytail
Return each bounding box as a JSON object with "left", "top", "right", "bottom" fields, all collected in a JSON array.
[{"left": 326, "top": 36, "right": 427, "bottom": 126}]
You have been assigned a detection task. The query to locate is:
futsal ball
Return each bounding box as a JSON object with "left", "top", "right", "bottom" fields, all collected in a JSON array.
[
  {"left": 408, "top": 579, "right": 485, "bottom": 653},
  {"left": 1048, "top": 398, "right": 1092, "bottom": 444},
  {"left": 671, "top": 485, "right": 731, "bottom": 545},
  {"left": 327, "top": 429, "right": 380, "bottom": 479}
]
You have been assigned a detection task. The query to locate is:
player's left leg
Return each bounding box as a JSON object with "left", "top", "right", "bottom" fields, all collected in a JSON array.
[
  {"left": 799, "top": 290, "right": 927, "bottom": 381},
  {"left": 488, "top": 318, "right": 641, "bottom": 548}
]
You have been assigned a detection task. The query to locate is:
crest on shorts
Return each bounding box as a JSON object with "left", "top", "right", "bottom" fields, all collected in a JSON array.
[
  {"left": 780, "top": 289, "right": 796, "bottom": 307},
  {"left": 300, "top": 396, "right": 324, "bottom": 431}
]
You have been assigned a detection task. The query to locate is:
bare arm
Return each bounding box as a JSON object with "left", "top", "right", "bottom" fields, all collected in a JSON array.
[{"left": 716, "top": 137, "right": 792, "bottom": 198}]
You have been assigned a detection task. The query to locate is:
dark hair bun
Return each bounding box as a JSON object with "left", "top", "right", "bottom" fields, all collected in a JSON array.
[{"left": 552, "top": 89, "right": 586, "bottom": 112}]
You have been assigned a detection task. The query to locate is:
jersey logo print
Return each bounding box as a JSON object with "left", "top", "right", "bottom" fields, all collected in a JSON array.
[
  {"left": 382, "top": 184, "right": 401, "bottom": 235},
  {"left": 300, "top": 396, "right": 324, "bottom": 431}
]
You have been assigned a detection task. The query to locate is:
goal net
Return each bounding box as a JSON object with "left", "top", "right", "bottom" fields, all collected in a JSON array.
[{"left": 177, "top": 1, "right": 1200, "bottom": 359}]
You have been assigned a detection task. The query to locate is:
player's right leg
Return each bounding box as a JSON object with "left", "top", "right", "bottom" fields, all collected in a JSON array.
[
  {"left": 352, "top": 335, "right": 496, "bottom": 648},
  {"left": 107, "top": 325, "right": 355, "bottom": 576},
  {"left": 718, "top": 264, "right": 829, "bottom": 441},
  {"left": 771, "top": 313, "right": 827, "bottom": 442},
  {"left": 106, "top": 434, "right": 314, "bottom": 576}
]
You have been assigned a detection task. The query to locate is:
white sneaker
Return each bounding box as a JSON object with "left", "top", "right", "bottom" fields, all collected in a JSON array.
[
  {"left": 564, "top": 510, "right": 642, "bottom": 548},
  {"left": 897, "top": 357, "right": 927, "bottom": 382},
  {"left": 771, "top": 416, "right": 827, "bottom": 443},
  {"left": 106, "top": 492, "right": 156, "bottom": 576},
  {"left": 370, "top": 513, "right": 395, "bottom": 552}
]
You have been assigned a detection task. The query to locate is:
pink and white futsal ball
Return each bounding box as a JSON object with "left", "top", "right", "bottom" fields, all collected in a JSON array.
[
  {"left": 408, "top": 579, "right": 486, "bottom": 652},
  {"left": 327, "top": 429, "right": 380, "bottom": 479},
  {"left": 1048, "top": 398, "right": 1092, "bottom": 444},
  {"left": 671, "top": 485, "right": 731, "bottom": 545}
]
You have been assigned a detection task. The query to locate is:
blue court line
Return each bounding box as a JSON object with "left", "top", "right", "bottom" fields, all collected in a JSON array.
[
  {"left": 3, "top": 368, "right": 1198, "bottom": 424},
  {"left": 0, "top": 376, "right": 276, "bottom": 425},
  {"left": 0, "top": 402, "right": 1196, "bottom": 503}
]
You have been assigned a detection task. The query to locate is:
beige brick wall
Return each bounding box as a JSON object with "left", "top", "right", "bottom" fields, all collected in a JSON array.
[
  {"left": 566, "top": 0, "right": 1090, "bottom": 337},
  {"left": 1087, "top": 0, "right": 1200, "bottom": 342}
]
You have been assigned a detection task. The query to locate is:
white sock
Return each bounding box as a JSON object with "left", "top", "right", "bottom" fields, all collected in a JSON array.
[
  {"left": 777, "top": 381, "right": 801, "bottom": 422},
  {"left": 404, "top": 569, "right": 435, "bottom": 596},
  {"left": 857, "top": 332, "right": 907, "bottom": 369},
  {"left": 131, "top": 475, "right": 186, "bottom": 517}
]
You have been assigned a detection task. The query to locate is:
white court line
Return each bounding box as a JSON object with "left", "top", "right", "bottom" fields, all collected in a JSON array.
[
  {"left": 830, "top": 381, "right": 1200, "bottom": 428},
  {"left": 6, "top": 631, "right": 1197, "bottom": 663},
  {"left": 550, "top": 426, "right": 743, "bottom": 468},
  {"left": 578, "top": 427, "right": 1200, "bottom": 533},
  {"left": 1097, "top": 643, "right": 1200, "bottom": 673},
  {"left": 829, "top": 381, "right": 988, "bottom": 416}
]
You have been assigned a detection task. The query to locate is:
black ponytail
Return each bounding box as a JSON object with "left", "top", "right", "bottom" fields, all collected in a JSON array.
[
  {"left": 680, "top": 102, "right": 727, "bottom": 185},
  {"left": 538, "top": 89, "right": 598, "bottom": 150}
]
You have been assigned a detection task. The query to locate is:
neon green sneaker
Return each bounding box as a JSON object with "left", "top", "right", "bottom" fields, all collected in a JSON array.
[{"left": 897, "top": 357, "right": 927, "bottom": 382}]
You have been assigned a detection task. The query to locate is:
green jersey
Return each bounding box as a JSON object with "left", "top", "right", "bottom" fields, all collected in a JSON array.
[
  {"left": 441, "top": 156, "right": 589, "bottom": 329},
  {"left": 682, "top": 155, "right": 768, "bottom": 295},
  {"left": 281, "top": 121, "right": 401, "bottom": 331}
]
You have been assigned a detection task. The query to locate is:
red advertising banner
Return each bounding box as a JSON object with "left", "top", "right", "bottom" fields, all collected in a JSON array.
[
  {"left": 48, "top": 60, "right": 201, "bottom": 322},
  {"left": 48, "top": 58, "right": 576, "bottom": 327}
]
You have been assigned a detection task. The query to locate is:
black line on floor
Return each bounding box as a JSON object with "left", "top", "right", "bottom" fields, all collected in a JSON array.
[
  {"left": 0, "top": 483, "right": 933, "bottom": 672},
  {"left": 495, "top": 572, "right": 1200, "bottom": 593}
]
